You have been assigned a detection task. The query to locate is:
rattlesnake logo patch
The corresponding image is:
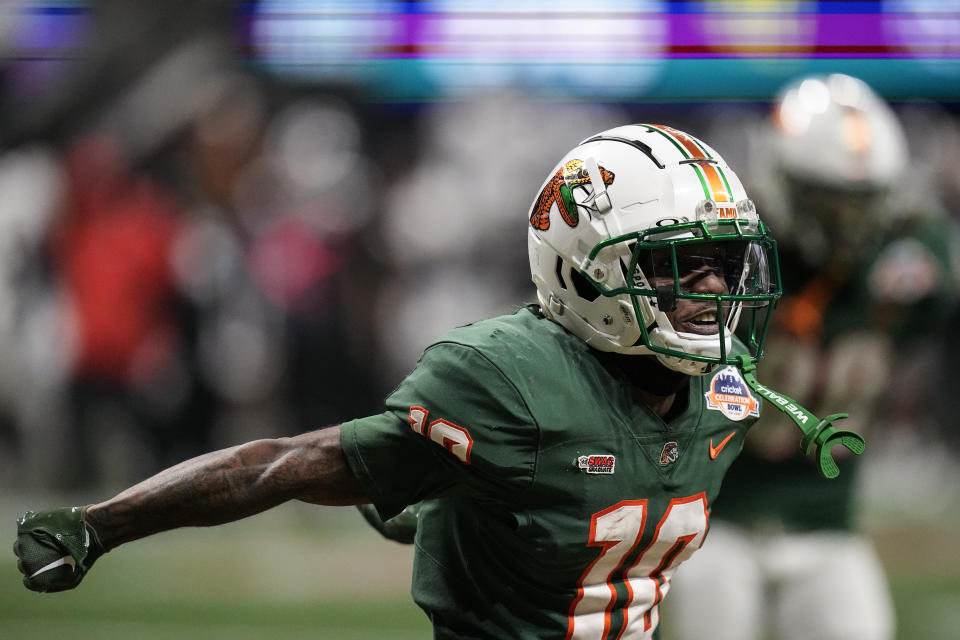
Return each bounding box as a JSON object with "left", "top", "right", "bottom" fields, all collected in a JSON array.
[
  {"left": 530, "top": 159, "right": 615, "bottom": 231},
  {"left": 660, "top": 441, "right": 679, "bottom": 465}
]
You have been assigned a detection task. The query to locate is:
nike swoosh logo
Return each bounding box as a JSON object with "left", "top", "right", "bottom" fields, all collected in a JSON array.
[
  {"left": 709, "top": 431, "right": 737, "bottom": 460},
  {"left": 29, "top": 554, "right": 76, "bottom": 579}
]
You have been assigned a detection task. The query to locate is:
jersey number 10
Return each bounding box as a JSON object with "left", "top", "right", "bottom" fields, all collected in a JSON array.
[{"left": 567, "top": 494, "right": 709, "bottom": 640}]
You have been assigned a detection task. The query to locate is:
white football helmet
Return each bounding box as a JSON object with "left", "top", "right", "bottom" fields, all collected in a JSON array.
[
  {"left": 773, "top": 73, "right": 906, "bottom": 190},
  {"left": 528, "top": 124, "right": 781, "bottom": 375},
  {"left": 770, "top": 74, "right": 908, "bottom": 252}
]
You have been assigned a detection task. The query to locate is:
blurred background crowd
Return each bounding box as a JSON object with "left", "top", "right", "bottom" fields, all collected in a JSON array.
[
  {"left": 0, "top": 1, "right": 959, "bottom": 636},
  {"left": 0, "top": 2, "right": 642, "bottom": 492},
  {"left": 0, "top": 0, "right": 960, "bottom": 498},
  {"left": 0, "top": 0, "right": 956, "bottom": 494},
  {"left": 0, "top": 0, "right": 954, "bottom": 490}
]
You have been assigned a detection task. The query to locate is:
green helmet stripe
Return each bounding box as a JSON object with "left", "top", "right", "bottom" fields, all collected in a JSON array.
[
  {"left": 715, "top": 164, "right": 735, "bottom": 201},
  {"left": 686, "top": 133, "right": 714, "bottom": 159},
  {"left": 690, "top": 164, "right": 712, "bottom": 200},
  {"left": 644, "top": 124, "right": 690, "bottom": 159}
]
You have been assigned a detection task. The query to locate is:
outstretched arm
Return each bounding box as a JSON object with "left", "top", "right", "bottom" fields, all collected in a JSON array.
[
  {"left": 86, "top": 425, "right": 366, "bottom": 549},
  {"left": 15, "top": 426, "right": 367, "bottom": 591}
]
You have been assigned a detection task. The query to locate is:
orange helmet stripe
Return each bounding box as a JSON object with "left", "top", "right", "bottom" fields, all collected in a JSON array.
[
  {"left": 644, "top": 123, "right": 733, "bottom": 202},
  {"left": 647, "top": 123, "right": 711, "bottom": 159},
  {"left": 697, "top": 162, "right": 732, "bottom": 202}
]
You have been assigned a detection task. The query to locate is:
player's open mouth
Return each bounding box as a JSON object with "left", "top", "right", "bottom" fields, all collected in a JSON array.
[{"left": 679, "top": 310, "right": 720, "bottom": 335}]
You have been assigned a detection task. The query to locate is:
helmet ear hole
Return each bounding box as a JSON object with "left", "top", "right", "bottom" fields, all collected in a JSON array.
[
  {"left": 570, "top": 268, "right": 601, "bottom": 302},
  {"left": 555, "top": 256, "right": 568, "bottom": 290}
]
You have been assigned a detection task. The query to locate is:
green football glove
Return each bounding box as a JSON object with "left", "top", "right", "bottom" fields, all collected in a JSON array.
[{"left": 14, "top": 506, "right": 106, "bottom": 593}]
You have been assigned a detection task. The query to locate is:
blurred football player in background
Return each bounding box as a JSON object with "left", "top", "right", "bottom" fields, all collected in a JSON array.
[{"left": 665, "top": 74, "right": 958, "bottom": 640}]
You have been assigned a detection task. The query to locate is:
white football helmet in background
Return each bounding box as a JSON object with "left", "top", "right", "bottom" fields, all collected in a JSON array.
[
  {"left": 528, "top": 124, "right": 781, "bottom": 375},
  {"left": 773, "top": 73, "right": 907, "bottom": 190},
  {"left": 770, "top": 73, "right": 909, "bottom": 254}
]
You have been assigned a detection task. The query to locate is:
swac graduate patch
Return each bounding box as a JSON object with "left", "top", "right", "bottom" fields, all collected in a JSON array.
[
  {"left": 577, "top": 454, "right": 616, "bottom": 474},
  {"left": 705, "top": 365, "right": 760, "bottom": 421}
]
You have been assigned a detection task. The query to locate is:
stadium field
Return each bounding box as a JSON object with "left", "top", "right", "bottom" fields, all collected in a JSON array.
[
  {"left": 2, "top": 498, "right": 958, "bottom": 639},
  {"left": 871, "top": 520, "right": 960, "bottom": 640},
  {"left": 2, "top": 498, "right": 430, "bottom": 639}
]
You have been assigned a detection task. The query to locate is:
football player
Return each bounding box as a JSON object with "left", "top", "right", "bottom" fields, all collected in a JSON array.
[
  {"left": 665, "top": 75, "right": 957, "bottom": 640},
  {"left": 17, "top": 124, "right": 794, "bottom": 639}
]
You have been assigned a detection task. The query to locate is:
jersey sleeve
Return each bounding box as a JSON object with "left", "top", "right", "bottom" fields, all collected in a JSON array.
[{"left": 340, "top": 341, "right": 539, "bottom": 520}]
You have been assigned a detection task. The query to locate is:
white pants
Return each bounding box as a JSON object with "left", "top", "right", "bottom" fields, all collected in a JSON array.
[{"left": 664, "top": 522, "right": 895, "bottom": 640}]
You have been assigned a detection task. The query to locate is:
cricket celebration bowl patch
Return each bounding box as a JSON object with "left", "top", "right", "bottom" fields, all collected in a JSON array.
[{"left": 705, "top": 366, "right": 760, "bottom": 421}]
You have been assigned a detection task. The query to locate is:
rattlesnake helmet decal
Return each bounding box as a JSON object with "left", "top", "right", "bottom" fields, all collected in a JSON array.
[{"left": 530, "top": 159, "right": 615, "bottom": 231}]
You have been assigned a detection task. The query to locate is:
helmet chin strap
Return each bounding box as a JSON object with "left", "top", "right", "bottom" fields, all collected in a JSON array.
[
  {"left": 655, "top": 352, "right": 714, "bottom": 376},
  {"left": 647, "top": 323, "right": 730, "bottom": 376}
]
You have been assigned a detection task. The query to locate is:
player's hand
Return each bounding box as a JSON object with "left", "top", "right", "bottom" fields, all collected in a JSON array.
[{"left": 14, "top": 506, "right": 106, "bottom": 592}]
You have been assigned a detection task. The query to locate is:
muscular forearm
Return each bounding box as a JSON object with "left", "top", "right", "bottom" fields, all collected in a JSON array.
[{"left": 85, "top": 426, "right": 367, "bottom": 550}]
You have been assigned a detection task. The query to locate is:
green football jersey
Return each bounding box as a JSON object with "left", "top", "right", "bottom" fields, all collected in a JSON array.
[{"left": 341, "top": 306, "right": 762, "bottom": 639}]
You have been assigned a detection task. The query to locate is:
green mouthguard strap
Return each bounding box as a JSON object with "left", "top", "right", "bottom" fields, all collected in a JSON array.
[{"left": 735, "top": 355, "right": 865, "bottom": 479}]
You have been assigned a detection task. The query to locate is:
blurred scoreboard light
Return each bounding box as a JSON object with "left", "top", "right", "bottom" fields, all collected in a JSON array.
[
  {"left": 240, "top": 0, "right": 960, "bottom": 102},
  {"left": 883, "top": 0, "right": 960, "bottom": 83},
  {"left": 246, "top": 0, "right": 406, "bottom": 83},
  {"left": 664, "top": 1, "right": 817, "bottom": 92},
  {"left": 242, "top": 0, "right": 668, "bottom": 99},
  {"left": 416, "top": 0, "right": 667, "bottom": 98},
  {"left": 677, "top": 1, "right": 817, "bottom": 57},
  {"left": 1, "top": 0, "right": 92, "bottom": 100},
  {"left": 884, "top": 0, "right": 960, "bottom": 57}
]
